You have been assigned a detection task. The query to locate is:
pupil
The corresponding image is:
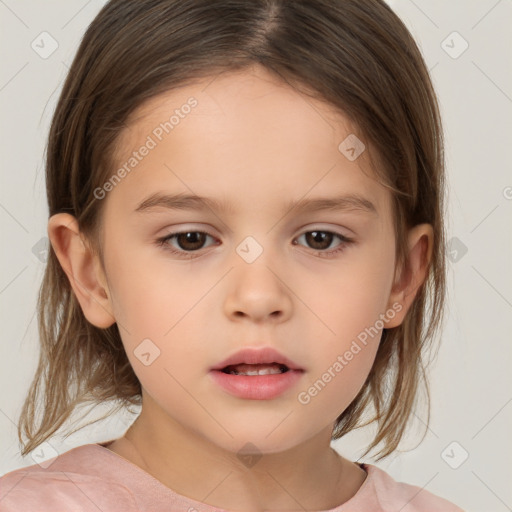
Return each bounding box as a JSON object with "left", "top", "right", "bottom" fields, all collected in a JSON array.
[
  {"left": 306, "top": 231, "right": 332, "bottom": 250},
  {"left": 178, "top": 232, "right": 205, "bottom": 251}
]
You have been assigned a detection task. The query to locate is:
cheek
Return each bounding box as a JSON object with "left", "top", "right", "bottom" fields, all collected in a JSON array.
[
  {"left": 296, "top": 239, "right": 395, "bottom": 343},
  {"left": 292, "top": 241, "right": 394, "bottom": 411},
  {"left": 296, "top": 343, "right": 377, "bottom": 428},
  {"left": 296, "top": 291, "right": 386, "bottom": 424},
  {"left": 103, "top": 247, "right": 213, "bottom": 379},
  {"left": 105, "top": 243, "right": 207, "bottom": 334}
]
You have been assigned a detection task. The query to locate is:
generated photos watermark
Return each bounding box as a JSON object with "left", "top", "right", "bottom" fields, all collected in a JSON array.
[
  {"left": 297, "top": 301, "right": 403, "bottom": 405},
  {"left": 93, "top": 97, "right": 198, "bottom": 200}
]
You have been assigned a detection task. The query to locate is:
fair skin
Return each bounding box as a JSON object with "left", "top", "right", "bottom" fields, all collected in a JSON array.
[{"left": 48, "top": 65, "right": 432, "bottom": 511}]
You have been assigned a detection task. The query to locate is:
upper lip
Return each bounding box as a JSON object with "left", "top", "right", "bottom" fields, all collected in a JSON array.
[{"left": 210, "top": 347, "right": 304, "bottom": 371}]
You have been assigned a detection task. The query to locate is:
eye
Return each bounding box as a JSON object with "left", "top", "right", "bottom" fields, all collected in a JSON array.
[
  {"left": 293, "top": 230, "right": 353, "bottom": 257},
  {"left": 156, "top": 230, "right": 218, "bottom": 258},
  {"left": 156, "top": 228, "right": 354, "bottom": 259}
]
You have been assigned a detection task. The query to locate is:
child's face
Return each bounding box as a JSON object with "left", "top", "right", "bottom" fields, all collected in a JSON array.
[{"left": 97, "top": 66, "right": 402, "bottom": 454}]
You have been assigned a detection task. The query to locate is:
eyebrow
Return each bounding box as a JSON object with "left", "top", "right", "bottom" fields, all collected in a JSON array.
[{"left": 134, "top": 192, "right": 378, "bottom": 216}]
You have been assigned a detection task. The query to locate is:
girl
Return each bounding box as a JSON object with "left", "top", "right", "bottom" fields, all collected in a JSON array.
[{"left": 1, "top": 0, "right": 465, "bottom": 510}]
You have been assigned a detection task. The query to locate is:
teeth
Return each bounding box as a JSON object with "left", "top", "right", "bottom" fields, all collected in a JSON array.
[
  {"left": 231, "top": 368, "right": 282, "bottom": 376},
  {"left": 224, "top": 363, "right": 288, "bottom": 376}
]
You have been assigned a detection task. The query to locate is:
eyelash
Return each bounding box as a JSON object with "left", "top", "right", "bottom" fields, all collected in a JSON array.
[{"left": 155, "top": 229, "right": 354, "bottom": 260}]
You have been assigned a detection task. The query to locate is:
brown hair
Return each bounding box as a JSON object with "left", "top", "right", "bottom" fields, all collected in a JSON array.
[{"left": 18, "top": 0, "right": 446, "bottom": 461}]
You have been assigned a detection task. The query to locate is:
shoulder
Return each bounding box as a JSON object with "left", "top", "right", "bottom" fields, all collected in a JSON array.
[
  {"left": 360, "top": 463, "right": 466, "bottom": 512},
  {"left": 0, "top": 444, "right": 138, "bottom": 512}
]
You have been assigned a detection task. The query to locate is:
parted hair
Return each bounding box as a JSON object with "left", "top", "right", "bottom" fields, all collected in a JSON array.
[{"left": 18, "top": 0, "right": 446, "bottom": 460}]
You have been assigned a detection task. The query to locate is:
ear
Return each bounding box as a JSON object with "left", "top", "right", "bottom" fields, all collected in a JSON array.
[
  {"left": 47, "top": 213, "right": 115, "bottom": 329},
  {"left": 384, "top": 223, "right": 434, "bottom": 329}
]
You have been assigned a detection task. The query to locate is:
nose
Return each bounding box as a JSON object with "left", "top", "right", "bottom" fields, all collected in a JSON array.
[{"left": 223, "top": 256, "right": 293, "bottom": 324}]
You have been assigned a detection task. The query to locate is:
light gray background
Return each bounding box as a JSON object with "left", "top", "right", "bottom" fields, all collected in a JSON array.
[{"left": 1, "top": 1, "right": 511, "bottom": 510}]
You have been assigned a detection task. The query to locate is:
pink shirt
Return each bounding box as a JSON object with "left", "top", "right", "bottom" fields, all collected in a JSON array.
[{"left": 1, "top": 442, "right": 464, "bottom": 511}]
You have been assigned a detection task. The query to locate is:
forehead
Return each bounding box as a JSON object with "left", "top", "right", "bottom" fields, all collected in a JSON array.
[
  {"left": 115, "top": 66, "right": 358, "bottom": 161},
  {"left": 107, "top": 66, "right": 391, "bottom": 219}
]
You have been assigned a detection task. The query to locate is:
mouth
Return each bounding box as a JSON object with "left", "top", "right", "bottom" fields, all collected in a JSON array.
[
  {"left": 209, "top": 363, "right": 304, "bottom": 400},
  {"left": 219, "top": 363, "right": 291, "bottom": 376},
  {"left": 209, "top": 347, "right": 304, "bottom": 399},
  {"left": 210, "top": 347, "right": 304, "bottom": 374}
]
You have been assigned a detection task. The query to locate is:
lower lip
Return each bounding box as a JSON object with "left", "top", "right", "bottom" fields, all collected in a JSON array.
[{"left": 209, "top": 369, "right": 304, "bottom": 400}]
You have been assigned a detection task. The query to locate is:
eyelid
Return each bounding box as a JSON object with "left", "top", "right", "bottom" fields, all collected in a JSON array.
[
  {"left": 156, "top": 223, "right": 217, "bottom": 237},
  {"left": 294, "top": 223, "right": 355, "bottom": 237}
]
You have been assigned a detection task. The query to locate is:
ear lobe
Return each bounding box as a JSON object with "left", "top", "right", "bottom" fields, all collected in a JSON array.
[
  {"left": 47, "top": 213, "right": 115, "bottom": 329},
  {"left": 385, "top": 223, "right": 433, "bottom": 329}
]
